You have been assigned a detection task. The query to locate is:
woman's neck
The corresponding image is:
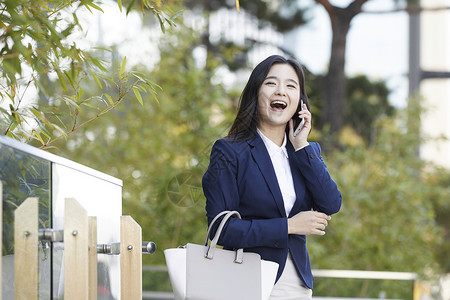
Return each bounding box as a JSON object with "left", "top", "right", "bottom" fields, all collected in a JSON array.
[{"left": 258, "top": 125, "right": 285, "bottom": 147}]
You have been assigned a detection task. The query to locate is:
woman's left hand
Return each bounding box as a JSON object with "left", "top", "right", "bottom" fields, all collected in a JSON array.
[{"left": 288, "top": 102, "right": 311, "bottom": 151}]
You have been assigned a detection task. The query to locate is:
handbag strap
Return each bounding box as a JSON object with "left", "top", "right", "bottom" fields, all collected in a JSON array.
[
  {"left": 204, "top": 211, "right": 245, "bottom": 263},
  {"left": 204, "top": 211, "right": 237, "bottom": 246}
]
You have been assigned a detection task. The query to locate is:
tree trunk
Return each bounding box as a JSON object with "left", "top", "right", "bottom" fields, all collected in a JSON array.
[
  {"left": 316, "top": 0, "right": 368, "bottom": 138},
  {"left": 323, "top": 7, "right": 350, "bottom": 134}
]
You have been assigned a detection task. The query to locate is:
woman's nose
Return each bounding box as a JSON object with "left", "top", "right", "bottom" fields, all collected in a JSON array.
[{"left": 276, "top": 86, "right": 286, "bottom": 96}]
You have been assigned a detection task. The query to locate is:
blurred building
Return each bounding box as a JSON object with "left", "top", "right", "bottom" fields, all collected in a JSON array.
[
  {"left": 418, "top": 0, "right": 450, "bottom": 169},
  {"left": 209, "top": 7, "right": 284, "bottom": 65}
]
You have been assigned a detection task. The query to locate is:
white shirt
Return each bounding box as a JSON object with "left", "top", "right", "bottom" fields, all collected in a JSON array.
[{"left": 257, "top": 129, "right": 297, "bottom": 217}]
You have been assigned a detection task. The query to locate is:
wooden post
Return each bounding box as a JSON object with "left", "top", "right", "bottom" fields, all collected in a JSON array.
[
  {"left": 14, "top": 197, "right": 39, "bottom": 300},
  {"left": 88, "top": 216, "right": 98, "bottom": 300},
  {"left": 120, "top": 215, "right": 142, "bottom": 300},
  {"left": 64, "top": 198, "right": 89, "bottom": 300}
]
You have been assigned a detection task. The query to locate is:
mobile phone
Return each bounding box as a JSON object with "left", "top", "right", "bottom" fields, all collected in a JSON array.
[{"left": 293, "top": 100, "right": 305, "bottom": 137}]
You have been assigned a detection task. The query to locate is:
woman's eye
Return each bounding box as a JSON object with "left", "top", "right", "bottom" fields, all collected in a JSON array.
[
  {"left": 287, "top": 84, "right": 297, "bottom": 89},
  {"left": 265, "top": 81, "right": 276, "bottom": 86}
]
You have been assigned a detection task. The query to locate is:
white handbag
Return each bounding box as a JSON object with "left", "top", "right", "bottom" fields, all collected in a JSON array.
[{"left": 164, "top": 211, "right": 279, "bottom": 300}]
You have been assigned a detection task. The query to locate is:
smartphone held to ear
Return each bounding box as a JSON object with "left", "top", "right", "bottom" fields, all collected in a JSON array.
[{"left": 293, "top": 100, "right": 305, "bottom": 137}]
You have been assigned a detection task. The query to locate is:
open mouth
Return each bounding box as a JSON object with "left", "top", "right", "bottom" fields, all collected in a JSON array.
[{"left": 270, "top": 100, "right": 287, "bottom": 110}]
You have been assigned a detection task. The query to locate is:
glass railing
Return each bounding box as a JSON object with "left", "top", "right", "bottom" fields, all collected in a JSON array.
[{"left": 1, "top": 136, "right": 122, "bottom": 299}]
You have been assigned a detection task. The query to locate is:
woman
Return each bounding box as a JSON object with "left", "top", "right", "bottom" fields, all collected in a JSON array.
[{"left": 202, "top": 55, "right": 342, "bottom": 299}]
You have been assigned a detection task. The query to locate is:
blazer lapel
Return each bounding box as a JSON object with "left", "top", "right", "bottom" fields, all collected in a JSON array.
[
  {"left": 287, "top": 142, "right": 304, "bottom": 217},
  {"left": 248, "top": 135, "right": 286, "bottom": 217}
]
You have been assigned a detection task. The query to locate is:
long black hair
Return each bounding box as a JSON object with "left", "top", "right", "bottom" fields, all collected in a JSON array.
[{"left": 227, "top": 55, "right": 310, "bottom": 141}]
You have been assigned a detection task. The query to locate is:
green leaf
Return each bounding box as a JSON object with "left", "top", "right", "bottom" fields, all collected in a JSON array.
[
  {"left": 131, "top": 72, "right": 146, "bottom": 82},
  {"left": 83, "top": 3, "right": 93, "bottom": 14},
  {"left": 76, "top": 88, "right": 84, "bottom": 101},
  {"left": 51, "top": 123, "right": 67, "bottom": 137},
  {"left": 104, "top": 94, "right": 114, "bottom": 106},
  {"left": 120, "top": 56, "right": 127, "bottom": 79},
  {"left": 172, "top": 9, "right": 185, "bottom": 21},
  {"left": 133, "top": 87, "right": 143, "bottom": 106},
  {"left": 64, "top": 71, "right": 76, "bottom": 90},
  {"left": 9, "top": 104, "right": 21, "bottom": 123},
  {"left": 149, "top": 89, "right": 159, "bottom": 104},
  {"left": 89, "top": 71, "right": 103, "bottom": 88},
  {"left": 63, "top": 97, "right": 82, "bottom": 114},
  {"left": 118, "top": 0, "right": 123, "bottom": 12},
  {"left": 30, "top": 108, "right": 48, "bottom": 124},
  {"left": 37, "top": 128, "right": 51, "bottom": 140},
  {"left": 126, "top": 0, "right": 137, "bottom": 15},
  {"left": 80, "top": 99, "right": 101, "bottom": 110},
  {"left": 156, "top": 14, "right": 166, "bottom": 33},
  {"left": 5, "top": 130, "right": 17, "bottom": 140},
  {"left": 87, "top": 2, "right": 104, "bottom": 13},
  {"left": 32, "top": 130, "right": 45, "bottom": 145},
  {"left": 99, "top": 74, "right": 116, "bottom": 85}
]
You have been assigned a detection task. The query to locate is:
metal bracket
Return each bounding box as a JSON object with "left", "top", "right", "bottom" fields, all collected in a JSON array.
[
  {"left": 142, "top": 241, "right": 156, "bottom": 254},
  {"left": 39, "top": 228, "right": 64, "bottom": 242},
  {"left": 97, "top": 242, "right": 121, "bottom": 255},
  {"left": 97, "top": 241, "right": 156, "bottom": 255}
]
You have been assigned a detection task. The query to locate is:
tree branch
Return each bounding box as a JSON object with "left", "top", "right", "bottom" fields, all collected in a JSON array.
[
  {"left": 363, "top": 5, "right": 450, "bottom": 14},
  {"left": 46, "top": 0, "right": 79, "bottom": 19},
  {"left": 347, "top": 0, "right": 369, "bottom": 19},
  {"left": 315, "top": 0, "right": 334, "bottom": 19},
  {"left": 38, "top": 81, "right": 140, "bottom": 149}
]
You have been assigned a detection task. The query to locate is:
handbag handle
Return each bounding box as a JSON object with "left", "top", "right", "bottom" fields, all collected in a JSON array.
[{"left": 204, "top": 211, "right": 245, "bottom": 264}]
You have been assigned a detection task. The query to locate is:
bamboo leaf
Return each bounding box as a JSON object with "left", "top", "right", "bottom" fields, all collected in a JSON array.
[
  {"left": 87, "top": 2, "right": 104, "bottom": 13},
  {"left": 51, "top": 123, "right": 67, "bottom": 137},
  {"left": 131, "top": 72, "right": 146, "bottom": 82},
  {"left": 149, "top": 89, "right": 159, "bottom": 104},
  {"left": 37, "top": 128, "right": 51, "bottom": 140},
  {"left": 118, "top": 0, "right": 123, "bottom": 12},
  {"left": 156, "top": 13, "right": 165, "bottom": 33},
  {"left": 32, "top": 130, "right": 45, "bottom": 145},
  {"left": 9, "top": 104, "right": 21, "bottom": 123},
  {"left": 63, "top": 96, "right": 82, "bottom": 114},
  {"left": 84, "top": 3, "right": 93, "bottom": 14},
  {"left": 104, "top": 94, "right": 114, "bottom": 106},
  {"left": 8, "top": 121, "right": 18, "bottom": 133},
  {"left": 119, "top": 56, "right": 127, "bottom": 79},
  {"left": 126, "top": 0, "right": 137, "bottom": 15},
  {"left": 89, "top": 70, "right": 103, "bottom": 88},
  {"left": 64, "top": 71, "right": 76, "bottom": 90},
  {"left": 99, "top": 74, "right": 116, "bottom": 85},
  {"left": 80, "top": 97, "right": 102, "bottom": 110},
  {"left": 172, "top": 9, "right": 184, "bottom": 21},
  {"left": 30, "top": 108, "right": 46, "bottom": 122},
  {"left": 76, "top": 88, "right": 83, "bottom": 101},
  {"left": 132, "top": 87, "right": 143, "bottom": 106},
  {"left": 5, "top": 130, "right": 18, "bottom": 140},
  {"left": 55, "top": 68, "right": 67, "bottom": 91}
]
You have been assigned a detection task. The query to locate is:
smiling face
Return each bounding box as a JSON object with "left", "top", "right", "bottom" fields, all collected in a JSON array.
[{"left": 257, "top": 63, "right": 300, "bottom": 132}]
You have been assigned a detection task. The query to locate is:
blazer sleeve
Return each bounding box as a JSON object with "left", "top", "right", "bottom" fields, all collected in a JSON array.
[
  {"left": 202, "top": 139, "right": 288, "bottom": 250},
  {"left": 293, "top": 142, "right": 342, "bottom": 215}
]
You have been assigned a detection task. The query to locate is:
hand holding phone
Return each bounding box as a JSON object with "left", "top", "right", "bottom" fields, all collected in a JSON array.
[{"left": 293, "top": 100, "right": 305, "bottom": 137}]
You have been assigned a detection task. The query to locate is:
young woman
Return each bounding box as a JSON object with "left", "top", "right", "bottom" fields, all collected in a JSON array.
[{"left": 202, "top": 55, "right": 342, "bottom": 299}]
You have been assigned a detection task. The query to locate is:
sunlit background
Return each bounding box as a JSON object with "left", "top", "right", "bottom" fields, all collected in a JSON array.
[{"left": 1, "top": 0, "right": 450, "bottom": 299}]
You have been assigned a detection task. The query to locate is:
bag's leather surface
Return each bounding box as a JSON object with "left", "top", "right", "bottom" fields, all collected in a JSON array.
[
  {"left": 164, "top": 210, "right": 279, "bottom": 300},
  {"left": 186, "top": 242, "right": 262, "bottom": 300}
]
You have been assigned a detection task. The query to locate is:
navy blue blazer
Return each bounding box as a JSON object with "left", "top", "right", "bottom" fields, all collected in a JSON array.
[{"left": 202, "top": 134, "right": 342, "bottom": 289}]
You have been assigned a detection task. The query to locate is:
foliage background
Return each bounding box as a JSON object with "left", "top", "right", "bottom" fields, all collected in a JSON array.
[{"left": 1, "top": 0, "right": 449, "bottom": 299}]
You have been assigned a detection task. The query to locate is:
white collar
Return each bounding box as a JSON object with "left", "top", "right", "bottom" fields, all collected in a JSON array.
[{"left": 257, "top": 128, "right": 288, "bottom": 158}]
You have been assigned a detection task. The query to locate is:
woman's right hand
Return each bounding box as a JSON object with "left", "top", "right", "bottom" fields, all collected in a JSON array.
[{"left": 287, "top": 211, "right": 331, "bottom": 235}]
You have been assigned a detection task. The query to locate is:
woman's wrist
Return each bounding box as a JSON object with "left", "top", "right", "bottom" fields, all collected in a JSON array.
[{"left": 294, "top": 142, "right": 310, "bottom": 152}]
